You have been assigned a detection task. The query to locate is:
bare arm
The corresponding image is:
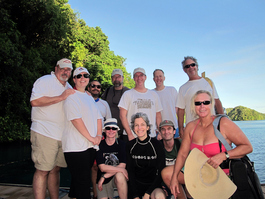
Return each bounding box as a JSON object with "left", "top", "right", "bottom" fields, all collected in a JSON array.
[
  {"left": 177, "top": 108, "right": 185, "bottom": 138},
  {"left": 71, "top": 118, "right": 97, "bottom": 145},
  {"left": 98, "top": 163, "right": 128, "bottom": 179},
  {"left": 31, "top": 89, "right": 75, "bottom": 107},
  {"left": 214, "top": 98, "right": 224, "bottom": 114},
  {"left": 120, "top": 107, "right": 134, "bottom": 141}
]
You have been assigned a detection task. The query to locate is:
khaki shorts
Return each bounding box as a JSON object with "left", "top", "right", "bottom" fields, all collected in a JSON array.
[
  {"left": 30, "top": 130, "right": 67, "bottom": 171},
  {"left": 96, "top": 177, "right": 117, "bottom": 199}
]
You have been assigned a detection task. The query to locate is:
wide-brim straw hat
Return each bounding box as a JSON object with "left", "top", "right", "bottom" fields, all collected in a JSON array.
[{"left": 184, "top": 148, "right": 237, "bottom": 199}]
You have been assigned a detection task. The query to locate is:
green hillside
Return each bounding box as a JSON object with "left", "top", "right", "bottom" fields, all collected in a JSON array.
[{"left": 226, "top": 106, "right": 265, "bottom": 121}]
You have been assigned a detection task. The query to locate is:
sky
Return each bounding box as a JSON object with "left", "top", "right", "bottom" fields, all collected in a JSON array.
[{"left": 68, "top": 0, "right": 265, "bottom": 114}]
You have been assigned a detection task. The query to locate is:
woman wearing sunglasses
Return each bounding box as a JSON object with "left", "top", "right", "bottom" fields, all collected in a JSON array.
[
  {"left": 169, "top": 90, "right": 252, "bottom": 198},
  {"left": 62, "top": 67, "right": 103, "bottom": 198},
  {"left": 127, "top": 112, "right": 166, "bottom": 199},
  {"left": 96, "top": 118, "right": 128, "bottom": 199}
]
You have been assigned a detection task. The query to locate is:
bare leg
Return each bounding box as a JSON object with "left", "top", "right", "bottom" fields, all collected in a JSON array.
[
  {"left": 151, "top": 188, "right": 166, "bottom": 199},
  {"left": 114, "top": 172, "right": 127, "bottom": 199},
  {"left": 92, "top": 163, "right": 98, "bottom": 198},
  {"left": 33, "top": 169, "right": 49, "bottom": 199},
  {"left": 47, "top": 166, "right": 60, "bottom": 199}
]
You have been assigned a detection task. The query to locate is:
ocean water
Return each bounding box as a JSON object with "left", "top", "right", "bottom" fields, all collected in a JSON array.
[
  {"left": 234, "top": 120, "right": 265, "bottom": 184},
  {"left": 0, "top": 120, "right": 264, "bottom": 186}
]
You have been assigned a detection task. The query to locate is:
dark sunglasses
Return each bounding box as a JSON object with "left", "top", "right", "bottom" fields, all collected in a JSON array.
[
  {"left": 194, "top": 101, "right": 211, "bottom": 106},
  {"left": 184, "top": 63, "right": 196, "bottom": 69},
  {"left": 76, "top": 74, "right": 90, "bottom": 79},
  {"left": 105, "top": 127, "right": 117, "bottom": 131},
  {"left": 90, "top": 84, "right": 102, "bottom": 89}
]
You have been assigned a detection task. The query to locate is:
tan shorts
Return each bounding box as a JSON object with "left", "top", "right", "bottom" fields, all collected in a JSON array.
[
  {"left": 96, "top": 177, "right": 117, "bottom": 199},
  {"left": 30, "top": 130, "right": 67, "bottom": 171}
]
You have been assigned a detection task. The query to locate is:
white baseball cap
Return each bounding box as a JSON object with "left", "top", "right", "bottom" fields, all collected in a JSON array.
[
  {"left": 112, "top": 69, "right": 123, "bottom": 77},
  {"left": 73, "top": 67, "right": 90, "bottom": 77},
  {"left": 57, "top": 58, "right": 73, "bottom": 69},
  {"left": 133, "top": 67, "right": 146, "bottom": 76}
]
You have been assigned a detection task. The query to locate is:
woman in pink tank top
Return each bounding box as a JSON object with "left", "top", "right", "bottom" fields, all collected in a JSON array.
[{"left": 169, "top": 90, "right": 253, "bottom": 199}]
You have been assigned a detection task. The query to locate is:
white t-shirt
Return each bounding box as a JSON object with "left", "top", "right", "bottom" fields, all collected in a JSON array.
[
  {"left": 118, "top": 88, "right": 163, "bottom": 137},
  {"left": 62, "top": 91, "right": 102, "bottom": 152},
  {"left": 153, "top": 86, "right": 178, "bottom": 129},
  {"left": 30, "top": 72, "right": 72, "bottom": 140},
  {"left": 177, "top": 78, "right": 219, "bottom": 124},
  {"left": 96, "top": 98, "right": 112, "bottom": 122}
]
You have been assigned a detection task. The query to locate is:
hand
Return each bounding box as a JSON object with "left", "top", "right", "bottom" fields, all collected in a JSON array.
[
  {"left": 61, "top": 89, "right": 75, "bottom": 100},
  {"left": 207, "top": 153, "right": 226, "bottom": 169},
  {"left": 179, "top": 127, "right": 185, "bottom": 139},
  {"left": 120, "top": 168, "right": 129, "bottom": 180},
  {"left": 94, "top": 136, "right": 102, "bottom": 145},
  {"left": 142, "top": 193, "right": 150, "bottom": 199},
  {"left": 97, "top": 177, "right": 105, "bottom": 191},
  {"left": 170, "top": 175, "right": 180, "bottom": 198},
  {"left": 128, "top": 133, "right": 135, "bottom": 141}
]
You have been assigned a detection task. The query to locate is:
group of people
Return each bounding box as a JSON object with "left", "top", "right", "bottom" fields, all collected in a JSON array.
[{"left": 30, "top": 56, "right": 253, "bottom": 199}]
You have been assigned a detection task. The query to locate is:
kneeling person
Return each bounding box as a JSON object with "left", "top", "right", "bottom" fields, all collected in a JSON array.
[{"left": 96, "top": 118, "right": 128, "bottom": 199}]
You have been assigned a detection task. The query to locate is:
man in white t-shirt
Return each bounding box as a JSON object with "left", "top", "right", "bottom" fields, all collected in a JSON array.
[
  {"left": 118, "top": 67, "right": 163, "bottom": 141},
  {"left": 30, "top": 58, "right": 75, "bottom": 199},
  {"left": 177, "top": 56, "right": 223, "bottom": 138},
  {"left": 152, "top": 69, "right": 179, "bottom": 138}
]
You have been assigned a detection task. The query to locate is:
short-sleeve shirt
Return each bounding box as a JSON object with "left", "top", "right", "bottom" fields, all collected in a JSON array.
[
  {"left": 118, "top": 88, "right": 163, "bottom": 137},
  {"left": 30, "top": 72, "right": 72, "bottom": 140}
]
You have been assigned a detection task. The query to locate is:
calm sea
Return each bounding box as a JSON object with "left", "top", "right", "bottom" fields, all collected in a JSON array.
[{"left": 0, "top": 120, "right": 264, "bottom": 186}]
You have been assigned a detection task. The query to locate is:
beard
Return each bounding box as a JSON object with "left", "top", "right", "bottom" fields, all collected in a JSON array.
[
  {"left": 113, "top": 80, "right": 122, "bottom": 87},
  {"left": 91, "top": 90, "right": 100, "bottom": 98},
  {"left": 60, "top": 74, "right": 69, "bottom": 82}
]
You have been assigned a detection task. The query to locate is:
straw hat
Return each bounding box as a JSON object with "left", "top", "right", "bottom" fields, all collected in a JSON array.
[{"left": 184, "top": 148, "right": 237, "bottom": 199}]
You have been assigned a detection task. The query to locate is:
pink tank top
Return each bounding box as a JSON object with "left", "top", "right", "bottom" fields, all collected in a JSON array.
[{"left": 190, "top": 119, "right": 229, "bottom": 174}]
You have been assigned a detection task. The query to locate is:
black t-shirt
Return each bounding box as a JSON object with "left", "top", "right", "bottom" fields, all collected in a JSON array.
[{"left": 96, "top": 138, "right": 126, "bottom": 184}]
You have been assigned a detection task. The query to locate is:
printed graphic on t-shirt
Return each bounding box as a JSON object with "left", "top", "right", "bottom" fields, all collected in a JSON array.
[
  {"left": 104, "top": 153, "right": 119, "bottom": 166},
  {"left": 133, "top": 98, "right": 153, "bottom": 109}
]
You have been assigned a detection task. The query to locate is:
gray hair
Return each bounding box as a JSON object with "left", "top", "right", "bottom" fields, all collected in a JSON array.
[
  {"left": 181, "top": 56, "right": 199, "bottom": 69},
  {"left": 130, "top": 112, "right": 152, "bottom": 134},
  {"left": 191, "top": 90, "right": 215, "bottom": 119}
]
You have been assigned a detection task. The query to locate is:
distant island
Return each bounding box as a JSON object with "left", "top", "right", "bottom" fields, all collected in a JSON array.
[{"left": 226, "top": 106, "right": 265, "bottom": 121}]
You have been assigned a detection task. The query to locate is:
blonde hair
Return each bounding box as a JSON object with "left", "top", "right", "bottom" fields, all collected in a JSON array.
[{"left": 191, "top": 90, "right": 215, "bottom": 119}]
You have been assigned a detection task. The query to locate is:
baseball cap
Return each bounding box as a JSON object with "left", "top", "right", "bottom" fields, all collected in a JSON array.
[
  {"left": 133, "top": 67, "right": 146, "bottom": 76},
  {"left": 57, "top": 58, "right": 73, "bottom": 69},
  {"left": 159, "top": 120, "right": 174, "bottom": 128},
  {"left": 112, "top": 69, "right": 123, "bottom": 77},
  {"left": 73, "top": 67, "right": 90, "bottom": 77}
]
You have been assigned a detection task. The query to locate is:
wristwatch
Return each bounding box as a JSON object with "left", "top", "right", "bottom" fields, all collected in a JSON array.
[
  {"left": 101, "top": 174, "right": 106, "bottom": 179},
  {"left": 225, "top": 151, "right": 230, "bottom": 159}
]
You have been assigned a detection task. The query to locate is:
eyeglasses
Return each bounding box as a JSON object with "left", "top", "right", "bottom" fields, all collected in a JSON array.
[
  {"left": 184, "top": 63, "right": 196, "bottom": 69},
  {"left": 194, "top": 101, "right": 211, "bottom": 106},
  {"left": 105, "top": 127, "right": 118, "bottom": 131},
  {"left": 76, "top": 74, "right": 90, "bottom": 79},
  {"left": 90, "top": 84, "right": 102, "bottom": 89}
]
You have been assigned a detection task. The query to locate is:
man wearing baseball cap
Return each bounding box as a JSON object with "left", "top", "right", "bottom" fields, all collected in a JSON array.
[
  {"left": 118, "top": 67, "right": 163, "bottom": 141},
  {"left": 101, "top": 69, "right": 129, "bottom": 140},
  {"left": 30, "top": 58, "right": 75, "bottom": 198}
]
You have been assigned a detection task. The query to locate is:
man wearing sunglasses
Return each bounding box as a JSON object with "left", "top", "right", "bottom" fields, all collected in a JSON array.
[
  {"left": 88, "top": 80, "right": 112, "bottom": 199},
  {"left": 30, "top": 58, "right": 75, "bottom": 199},
  {"left": 101, "top": 69, "right": 129, "bottom": 140},
  {"left": 177, "top": 56, "right": 223, "bottom": 138}
]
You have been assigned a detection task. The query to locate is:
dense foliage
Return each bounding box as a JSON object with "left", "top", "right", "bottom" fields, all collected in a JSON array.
[
  {"left": 0, "top": 0, "right": 134, "bottom": 143},
  {"left": 226, "top": 106, "right": 265, "bottom": 121}
]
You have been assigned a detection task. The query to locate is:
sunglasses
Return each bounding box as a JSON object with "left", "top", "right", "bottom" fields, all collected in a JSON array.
[
  {"left": 194, "top": 101, "right": 211, "bottom": 106},
  {"left": 184, "top": 63, "right": 196, "bottom": 69},
  {"left": 105, "top": 127, "right": 118, "bottom": 131},
  {"left": 90, "top": 84, "right": 102, "bottom": 89},
  {"left": 76, "top": 74, "right": 90, "bottom": 79}
]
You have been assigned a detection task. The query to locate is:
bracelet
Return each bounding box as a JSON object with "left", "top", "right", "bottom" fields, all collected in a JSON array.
[
  {"left": 101, "top": 174, "right": 106, "bottom": 179},
  {"left": 96, "top": 135, "right": 102, "bottom": 138}
]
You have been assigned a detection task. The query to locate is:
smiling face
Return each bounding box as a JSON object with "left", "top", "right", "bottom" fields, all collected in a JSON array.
[
  {"left": 73, "top": 72, "right": 90, "bottom": 91},
  {"left": 105, "top": 126, "right": 118, "bottom": 139},
  {"left": 160, "top": 125, "right": 175, "bottom": 141},
  {"left": 88, "top": 80, "right": 101, "bottom": 98},
  {"left": 55, "top": 66, "right": 72, "bottom": 85},
  {"left": 133, "top": 72, "right": 146, "bottom": 87},
  {"left": 133, "top": 117, "right": 149, "bottom": 141},
  {"left": 194, "top": 93, "right": 212, "bottom": 118},
  {"left": 153, "top": 70, "right": 165, "bottom": 87},
  {"left": 183, "top": 59, "right": 199, "bottom": 79}
]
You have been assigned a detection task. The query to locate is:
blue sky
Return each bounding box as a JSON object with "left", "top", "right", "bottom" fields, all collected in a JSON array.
[{"left": 68, "top": 0, "right": 265, "bottom": 114}]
